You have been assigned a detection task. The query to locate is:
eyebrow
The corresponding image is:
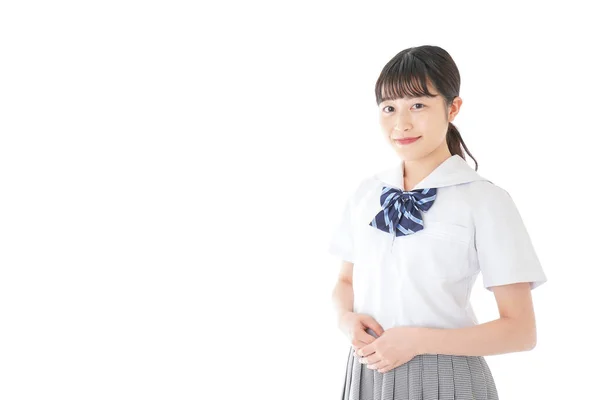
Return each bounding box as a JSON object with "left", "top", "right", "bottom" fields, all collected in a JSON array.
[{"left": 382, "top": 96, "right": 433, "bottom": 103}]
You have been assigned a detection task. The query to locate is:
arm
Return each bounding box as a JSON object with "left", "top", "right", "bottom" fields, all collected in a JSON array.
[
  {"left": 332, "top": 260, "right": 355, "bottom": 324},
  {"left": 418, "top": 282, "right": 537, "bottom": 356}
]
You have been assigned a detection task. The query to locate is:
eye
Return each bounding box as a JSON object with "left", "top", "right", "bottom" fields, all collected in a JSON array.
[{"left": 381, "top": 104, "right": 425, "bottom": 113}]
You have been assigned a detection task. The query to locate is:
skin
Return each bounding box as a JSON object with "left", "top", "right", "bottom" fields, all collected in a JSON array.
[
  {"left": 355, "top": 282, "right": 537, "bottom": 373},
  {"left": 378, "top": 80, "right": 460, "bottom": 191},
  {"left": 334, "top": 80, "right": 539, "bottom": 373}
]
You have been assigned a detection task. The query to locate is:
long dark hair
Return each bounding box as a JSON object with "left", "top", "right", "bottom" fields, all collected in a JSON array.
[{"left": 374, "top": 45, "right": 478, "bottom": 171}]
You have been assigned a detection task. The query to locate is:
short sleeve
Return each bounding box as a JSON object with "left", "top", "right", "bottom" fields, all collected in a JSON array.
[
  {"left": 473, "top": 185, "right": 547, "bottom": 292},
  {"left": 327, "top": 194, "right": 355, "bottom": 263}
]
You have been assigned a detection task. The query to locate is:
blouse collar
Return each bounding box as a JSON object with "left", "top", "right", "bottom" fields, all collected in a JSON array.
[{"left": 374, "top": 154, "right": 489, "bottom": 191}]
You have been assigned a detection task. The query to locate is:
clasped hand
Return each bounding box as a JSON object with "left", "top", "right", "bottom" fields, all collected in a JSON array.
[{"left": 354, "top": 326, "right": 422, "bottom": 374}]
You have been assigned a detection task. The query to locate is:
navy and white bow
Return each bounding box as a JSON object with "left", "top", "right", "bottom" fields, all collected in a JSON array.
[{"left": 370, "top": 186, "right": 437, "bottom": 237}]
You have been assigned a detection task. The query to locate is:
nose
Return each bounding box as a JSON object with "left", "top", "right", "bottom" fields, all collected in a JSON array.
[{"left": 393, "top": 113, "right": 412, "bottom": 131}]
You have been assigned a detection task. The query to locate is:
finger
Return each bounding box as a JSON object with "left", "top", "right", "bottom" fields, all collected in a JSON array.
[
  {"left": 353, "top": 331, "right": 378, "bottom": 357},
  {"left": 352, "top": 346, "right": 370, "bottom": 358},
  {"left": 352, "top": 330, "right": 374, "bottom": 347},
  {"left": 360, "top": 336, "right": 377, "bottom": 346},
  {"left": 356, "top": 342, "right": 375, "bottom": 358},
  {"left": 351, "top": 342, "right": 369, "bottom": 355},
  {"left": 378, "top": 362, "right": 395, "bottom": 374},
  {"left": 359, "top": 354, "right": 381, "bottom": 365},
  {"left": 351, "top": 342, "right": 367, "bottom": 351},
  {"left": 364, "top": 321, "right": 385, "bottom": 338},
  {"left": 366, "top": 359, "right": 387, "bottom": 370},
  {"left": 356, "top": 330, "right": 377, "bottom": 347},
  {"left": 352, "top": 343, "right": 366, "bottom": 357}
]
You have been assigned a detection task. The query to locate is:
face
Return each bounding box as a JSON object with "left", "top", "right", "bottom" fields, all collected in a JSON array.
[{"left": 378, "top": 81, "right": 462, "bottom": 162}]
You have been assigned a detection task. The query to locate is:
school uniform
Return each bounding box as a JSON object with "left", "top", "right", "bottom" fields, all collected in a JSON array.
[{"left": 328, "top": 154, "right": 547, "bottom": 400}]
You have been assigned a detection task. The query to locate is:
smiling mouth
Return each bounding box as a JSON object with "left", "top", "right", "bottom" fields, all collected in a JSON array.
[{"left": 394, "top": 136, "right": 421, "bottom": 145}]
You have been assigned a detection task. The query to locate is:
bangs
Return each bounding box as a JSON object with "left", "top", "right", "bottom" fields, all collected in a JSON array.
[{"left": 375, "top": 56, "right": 438, "bottom": 104}]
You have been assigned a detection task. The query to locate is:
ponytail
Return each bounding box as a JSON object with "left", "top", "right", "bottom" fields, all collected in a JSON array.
[{"left": 447, "top": 122, "right": 479, "bottom": 171}]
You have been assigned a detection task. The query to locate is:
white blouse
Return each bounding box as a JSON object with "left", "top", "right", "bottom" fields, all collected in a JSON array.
[{"left": 328, "top": 155, "right": 547, "bottom": 330}]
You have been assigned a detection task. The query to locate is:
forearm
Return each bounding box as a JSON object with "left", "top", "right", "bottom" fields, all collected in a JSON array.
[
  {"left": 332, "top": 279, "right": 354, "bottom": 323},
  {"left": 418, "top": 317, "right": 536, "bottom": 357}
]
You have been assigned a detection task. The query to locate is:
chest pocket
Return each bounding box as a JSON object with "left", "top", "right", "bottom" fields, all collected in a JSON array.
[{"left": 397, "top": 221, "right": 474, "bottom": 281}]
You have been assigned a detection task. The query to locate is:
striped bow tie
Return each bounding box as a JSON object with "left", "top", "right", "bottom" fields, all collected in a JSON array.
[{"left": 370, "top": 186, "right": 437, "bottom": 237}]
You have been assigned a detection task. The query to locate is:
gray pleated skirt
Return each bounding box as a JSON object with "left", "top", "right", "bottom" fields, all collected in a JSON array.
[{"left": 341, "top": 343, "right": 499, "bottom": 400}]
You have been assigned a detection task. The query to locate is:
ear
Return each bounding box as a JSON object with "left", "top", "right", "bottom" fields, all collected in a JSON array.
[{"left": 448, "top": 96, "right": 463, "bottom": 122}]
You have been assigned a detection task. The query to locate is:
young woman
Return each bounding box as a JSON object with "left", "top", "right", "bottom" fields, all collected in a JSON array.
[{"left": 329, "top": 45, "right": 547, "bottom": 400}]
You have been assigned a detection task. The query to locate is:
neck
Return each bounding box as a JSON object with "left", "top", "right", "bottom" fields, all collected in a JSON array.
[{"left": 403, "top": 146, "right": 453, "bottom": 191}]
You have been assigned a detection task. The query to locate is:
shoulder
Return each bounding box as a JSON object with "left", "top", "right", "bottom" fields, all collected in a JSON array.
[
  {"left": 464, "top": 179, "right": 513, "bottom": 204},
  {"left": 463, "top": 180, "right": 524, "bottom": 226}
]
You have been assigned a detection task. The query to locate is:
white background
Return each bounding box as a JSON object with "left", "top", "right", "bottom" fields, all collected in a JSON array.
[{"left": 1, "top": 1, "right": 598, "bottom": 399}]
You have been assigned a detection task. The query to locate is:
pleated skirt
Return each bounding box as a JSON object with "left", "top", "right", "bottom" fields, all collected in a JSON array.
[{"left": 340, "top": 345, "right": 499, "bottom": 400}]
